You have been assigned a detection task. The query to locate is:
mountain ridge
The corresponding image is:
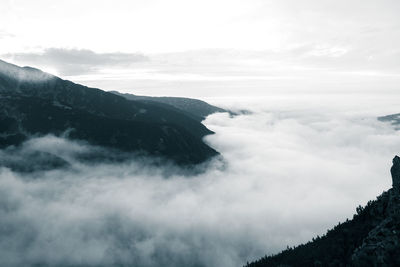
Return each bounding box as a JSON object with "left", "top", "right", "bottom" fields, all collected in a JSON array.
[
  {"left": 110, "top": 91, "right": 228, "bottom": 122},
  {"left": 0, "top": 59, "right": 221, "bottom": 166}
]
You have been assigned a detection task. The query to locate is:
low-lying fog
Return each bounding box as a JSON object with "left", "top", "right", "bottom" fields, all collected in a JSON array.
[{"left": 1, "top": 94, "right": 400, "bottom": 267}]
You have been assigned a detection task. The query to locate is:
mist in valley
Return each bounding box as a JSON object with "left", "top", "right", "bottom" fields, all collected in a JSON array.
[{"left": 1, "top": 94, "right": 399, "bottom": 267}]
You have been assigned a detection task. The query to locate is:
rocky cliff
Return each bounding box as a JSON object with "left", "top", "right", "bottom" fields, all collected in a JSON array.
[{"left": 247, "top": 156, "right": 400, "bottom": 267}]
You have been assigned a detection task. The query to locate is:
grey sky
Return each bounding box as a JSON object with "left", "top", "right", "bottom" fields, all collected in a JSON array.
[
  {"left": 4, "top": 48, "right": 148, "bottom": 75},
  {"left": 1, "top": 0, "right": 400, "bottom": 96}
]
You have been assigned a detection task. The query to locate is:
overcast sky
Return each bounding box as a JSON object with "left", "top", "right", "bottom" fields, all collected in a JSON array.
[{"left": 1, "top": 0, "right": 400, "bottom": 96}]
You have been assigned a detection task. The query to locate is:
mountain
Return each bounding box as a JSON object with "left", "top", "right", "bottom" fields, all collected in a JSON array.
[
  {"left": 0, "top": 59, "right": 220, "bottom": 165},
  {"left": 378, "top": 113, "right": 400, "bottom": 129},
  {"left": 246, "top": 156, "right": 400, "bottom": 267},
  {"left": 110, "top": 91, "right": 228, "bottom": 122}
]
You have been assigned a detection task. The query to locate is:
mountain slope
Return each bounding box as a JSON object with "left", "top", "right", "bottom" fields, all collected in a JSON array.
[
  {"left": 111, "top": 91, "right": 227, "bottom": 122},
  {"left": 379, "top": 113, "right": 400, "bottom": 130},
  {"left": 246, "top": 156, "right": 400, "bottom": 267},
  {"left": 0, "top": 59, "right": 219, "bottom": 165}
]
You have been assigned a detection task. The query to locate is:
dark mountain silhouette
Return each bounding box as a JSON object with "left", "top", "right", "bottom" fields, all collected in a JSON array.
[
  {"left": 0, "top": 59, "right": 220, "bottom": 165},
  {"left": 246, "top": 156, "right": 400, "bottom": 267},
  {"left": 111, "top": 91, "right": 228, "bottom": 122}
]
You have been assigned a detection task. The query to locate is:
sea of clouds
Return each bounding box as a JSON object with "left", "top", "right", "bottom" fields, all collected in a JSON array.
[{"left": 1, "top": 94, "right": 400, "bottom": 267}]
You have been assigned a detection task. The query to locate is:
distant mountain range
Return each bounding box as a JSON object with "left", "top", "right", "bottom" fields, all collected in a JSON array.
[
  {"left": 379, "top": 113, "right": 400, "bottom": 130},
  {"left": 0, "top": 59, "right": 224, "bottom": 167},
  {"left": 246, "top": 156, "right": 400, "bottom": 267},
  {"left": 111, "top": 91, "right": 228, "bottom": 122}
]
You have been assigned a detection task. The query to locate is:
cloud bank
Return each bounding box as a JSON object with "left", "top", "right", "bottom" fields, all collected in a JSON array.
[
  {"left": 4, "top": 47, "right": 400, "bottom": 97},
  {"left": 3, "top": 48, "right": 148, "bottom": 76},
  {"left": 1, "top": 95, "right": 400, "bottom": 267}
]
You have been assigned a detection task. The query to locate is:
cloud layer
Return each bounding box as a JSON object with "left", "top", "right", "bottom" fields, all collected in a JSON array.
[
  {"left": 2, "top": 0, "right": 400, "bottom": 53},
  {"left": 1, "top": 95, "right": 400, "bottom": 266},
  {"left": 3, "top": 48, "right": 148, "bottom": 76},
  {"left": 2, "top": 0, "right": 400, "bottom": 97},
  {"left": 4, "top": 47, "right": 400, "bottom": 98}
]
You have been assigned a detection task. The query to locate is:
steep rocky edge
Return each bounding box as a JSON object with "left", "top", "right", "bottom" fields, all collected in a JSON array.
[
  {"left": 0, "top": 59, "right": 220, "bottom": 166},
  {"left": 246, "top": 156, "right": 400, "bottom": 267}
]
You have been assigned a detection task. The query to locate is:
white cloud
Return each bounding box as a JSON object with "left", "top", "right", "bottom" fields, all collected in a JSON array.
[
  {"left": 2, "top": 0, "right": 400, "bottom": 54},
  {"left": 1, "top": 95, "right": 399, "bottom": 266},
  {"left": 4, "top": 47, "right": 400, "bottom": 97},
  {"left": 2, "top": 0, "right": 400, "bottom": 97},
  {"left": 3, "top": 48, "right": 148, "bottom": 76}
]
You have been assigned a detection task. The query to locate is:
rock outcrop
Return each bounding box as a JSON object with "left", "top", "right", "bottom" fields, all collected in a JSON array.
[
  {"left": 391, "top": 155, "right": 400, "bottom": 193},
  {"left": 246, "top": 156, "right": 400, "bottom": 267},
  {"left": 351, "top": 156, "right": 400, "bottom": 266}
]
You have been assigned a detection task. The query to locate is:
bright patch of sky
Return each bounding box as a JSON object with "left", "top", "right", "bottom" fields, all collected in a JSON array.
[{"left": 1, "top": 0, "right": 400, "bottom": 97}]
